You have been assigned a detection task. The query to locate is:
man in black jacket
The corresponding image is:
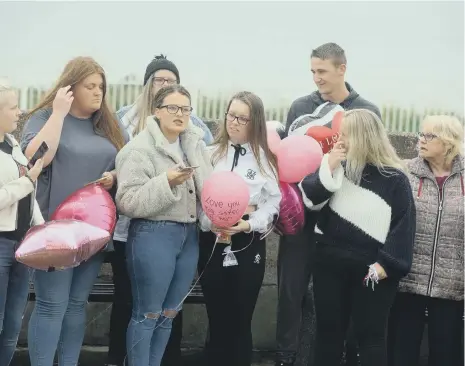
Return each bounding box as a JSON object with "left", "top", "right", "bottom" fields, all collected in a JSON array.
[{"left": 276, "top": 42, "right": 380, "bottom": 366}]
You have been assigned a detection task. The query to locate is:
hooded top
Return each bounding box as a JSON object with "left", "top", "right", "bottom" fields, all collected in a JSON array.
[{"left": 284, "top": 82, "right": 381, "bottom": 135}]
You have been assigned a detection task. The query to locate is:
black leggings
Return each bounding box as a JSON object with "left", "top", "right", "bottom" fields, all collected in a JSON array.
[
  {"left": 198, "top": 230, "right": 266, "bottom": 366},
  {"left": 312, "top": 255, "right": 398, "bottom": 366},
  {"left": 388, "top": 292, "right": 464, "bottom": 366},
  {"left": 106, "top": 240, "right": 183, "bottom": 366}
]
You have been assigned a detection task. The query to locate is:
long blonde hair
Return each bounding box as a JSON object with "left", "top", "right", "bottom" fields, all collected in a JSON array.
[
  {"left": 131, "top": 73, "right": 158, "bottom": 136},
  {"left": 341, "top": 109, "right": 405, "bottom": 184}
]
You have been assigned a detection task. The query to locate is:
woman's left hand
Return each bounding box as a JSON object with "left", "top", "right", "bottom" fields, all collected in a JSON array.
[
  {"left": 100, "top": 171, "right": 115, "bottom": 191},
  {"left": 372, "top": 262, "right": 388, "bottom": 280},
  {"left": 226, "top": 219, "right": 251, "bottom": 234}
]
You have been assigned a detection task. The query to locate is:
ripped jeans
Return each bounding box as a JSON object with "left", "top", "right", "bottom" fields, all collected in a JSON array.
[{"left": 125, "top": 219, "right": 199, "bottom": 366}]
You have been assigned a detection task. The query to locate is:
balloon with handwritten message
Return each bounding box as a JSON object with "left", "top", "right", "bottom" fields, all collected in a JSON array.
[
  {"left": 276, "top": 135, "right": 323, "bottom": 183},
  {"left": 201, "top": 171, "right": 250, "bottom": 228}
]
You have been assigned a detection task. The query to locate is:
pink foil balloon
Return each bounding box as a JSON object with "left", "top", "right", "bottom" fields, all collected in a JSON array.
[
  {"left": 275, "top": 182, "right": 305, "bottom": 235},
  {"left": 15, "top": 220, "right": 110, "bottom": 271},
  {"left": 51, "top": 183, "right": 117, "bottom": 234},
  {"left": 201, "top": 171, "right": 250, "bottom": 228}
]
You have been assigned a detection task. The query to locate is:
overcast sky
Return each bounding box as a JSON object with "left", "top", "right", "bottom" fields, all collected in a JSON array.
[{"left": 1, "top": 0, "right": 463, "bottom": 114}]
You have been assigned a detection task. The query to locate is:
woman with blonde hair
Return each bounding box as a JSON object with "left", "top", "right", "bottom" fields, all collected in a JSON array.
[
  {"left": 20, "top": 57, "right": 128, "bottom": 366},
  {"left": 299, "top": 109, "right": 416, "bottom": 366},
  {"left": 0, "top": 80, "right": 44, "bottom": 366},
  {"left": 388, "top": 115, "right": 464, "bottom": 366}
]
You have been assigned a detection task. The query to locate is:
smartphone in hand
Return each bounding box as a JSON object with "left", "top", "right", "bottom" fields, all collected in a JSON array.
[
  {"left": 178, "top": 166, "right": 199, "bottom": 174},
  {"left": 28, "top": 141, "right": 49, "bottom": 169}
]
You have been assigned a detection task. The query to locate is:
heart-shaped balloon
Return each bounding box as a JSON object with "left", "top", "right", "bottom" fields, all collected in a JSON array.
[
  {"left": 15, "top": 220, "right": 110, "bottom": 271},
  {"left": 306, "top": 111, "right": 344, "bottom": 153},
  {"left": 51, "top": 183, "right": 117, "bottom": 234},
  {"left": 275, "top": 182, "right": 305, "bottom": 235}
]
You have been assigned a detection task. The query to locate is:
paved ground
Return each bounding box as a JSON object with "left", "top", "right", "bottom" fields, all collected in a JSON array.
[{"left": 12, "top": 347, "right": 275, "bottom": 366}]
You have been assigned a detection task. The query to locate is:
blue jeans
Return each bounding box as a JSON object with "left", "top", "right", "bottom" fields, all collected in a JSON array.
[
  {"left": 0, "top": 237, "right": 31, "bottom": 366},
  {"left": 28, "top": 252, "right": 104, "bottom": 366},
  {"left": 126, "top": 219, "right": 199, "bottom": 366}
]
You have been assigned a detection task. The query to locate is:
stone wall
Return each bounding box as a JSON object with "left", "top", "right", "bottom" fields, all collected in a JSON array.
[{"left": 16, "top": 120, "right": 420, "bottom": 361}]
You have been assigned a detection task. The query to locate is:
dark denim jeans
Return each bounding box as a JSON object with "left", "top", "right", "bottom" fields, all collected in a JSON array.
[
  {"left": 0, "top": 236, "right": 31, "bottom": 366},
  {"left": 125, "top": 219, "right": 198, "bottom": 366}
]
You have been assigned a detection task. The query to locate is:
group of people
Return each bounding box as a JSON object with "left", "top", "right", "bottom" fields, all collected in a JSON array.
[{"left": 0, "top": 42, "right": 462, "bottom": 366}]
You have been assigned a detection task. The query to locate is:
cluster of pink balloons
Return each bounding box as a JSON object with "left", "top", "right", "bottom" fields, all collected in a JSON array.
[
  {"left": 266, "top": 121, "right": 324, "bottom": 235},
  {"left": 15, "top": 183, "right": 116, "bottom": 271}
]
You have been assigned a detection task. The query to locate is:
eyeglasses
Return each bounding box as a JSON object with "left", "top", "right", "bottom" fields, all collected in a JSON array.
[
  {"left": 153, "top": 77, "right": 177, "bottom": 86},
  {"left": 418, "top": 132, "right": 438, "bottom": 142},
  {"left": 225, "top": 112, "right": 250, "bottom": 125},
  {"left": 159, "top": 105, "right": 193, "bottom": 116}
]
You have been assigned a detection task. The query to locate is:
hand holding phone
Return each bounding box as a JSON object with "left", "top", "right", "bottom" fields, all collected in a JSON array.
[
  {"left": 178, "top": 165, "right": 199, "bottom": 173},
  {"left": 28, "top": 141, "right": 49, "bottom": 169},
  {"left": 27, "top": 159, "right": 44, "bottom": 182}
]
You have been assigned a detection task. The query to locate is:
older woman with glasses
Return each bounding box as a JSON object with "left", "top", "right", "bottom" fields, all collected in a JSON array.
[{"left": 388, "top": 115, "right": 464, "bottom": 366}]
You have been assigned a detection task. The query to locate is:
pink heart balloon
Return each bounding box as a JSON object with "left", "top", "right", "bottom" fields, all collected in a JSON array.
[
  {"left": 275, "top": 182, "right": 305, "bottom": 235},
  {"left": 15, "top": 220, "right": 110, "bottom": 271},
  {"left": 51, "top": 183, "right": 117, "bottom": 234}
]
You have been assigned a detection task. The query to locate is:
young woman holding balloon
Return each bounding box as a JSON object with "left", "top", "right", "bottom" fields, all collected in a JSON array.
[
  {"left": 115, "top": 84, "right": 212, "bottom": 366},
  {"left": 20, "top": 57, "right": 128, "bottom": 366},
  {"left": 0, "top": 81, "right": 44, "bottom": 366},
  {"left": 198, "top": 91, "right": 282, "bottom": 366}
]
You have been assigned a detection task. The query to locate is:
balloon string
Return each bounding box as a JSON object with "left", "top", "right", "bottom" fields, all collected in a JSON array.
[
  {"left": 80, "top": 227, "right": 219, "bottom": 365},
  {"left": 80, "top": 213, "right": 279, "bottom": 363}
]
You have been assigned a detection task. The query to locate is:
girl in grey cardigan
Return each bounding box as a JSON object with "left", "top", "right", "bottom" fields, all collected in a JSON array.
[
  {"left": 115, "top": 84, "right": 212, "bottom": 366},
  {"left": 388, "top": 115, "right": 464, "bottom": 366}
]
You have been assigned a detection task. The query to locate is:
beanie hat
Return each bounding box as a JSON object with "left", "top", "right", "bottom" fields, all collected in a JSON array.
[{"left": 143, "top": 54, "right": 180, "bottom": 86}]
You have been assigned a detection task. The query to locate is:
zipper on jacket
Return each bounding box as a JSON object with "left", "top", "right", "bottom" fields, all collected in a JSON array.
[{"left": 426, "top": 174, "right": 454, "bottom": 296}]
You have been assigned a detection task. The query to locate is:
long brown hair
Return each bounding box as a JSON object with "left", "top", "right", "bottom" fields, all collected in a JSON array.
[
  {"left": 212, "top": 91, "right": 278, "bottom": 179},
  {"left": 24, "top": 56, "right": 125, "bottom": 151}
]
